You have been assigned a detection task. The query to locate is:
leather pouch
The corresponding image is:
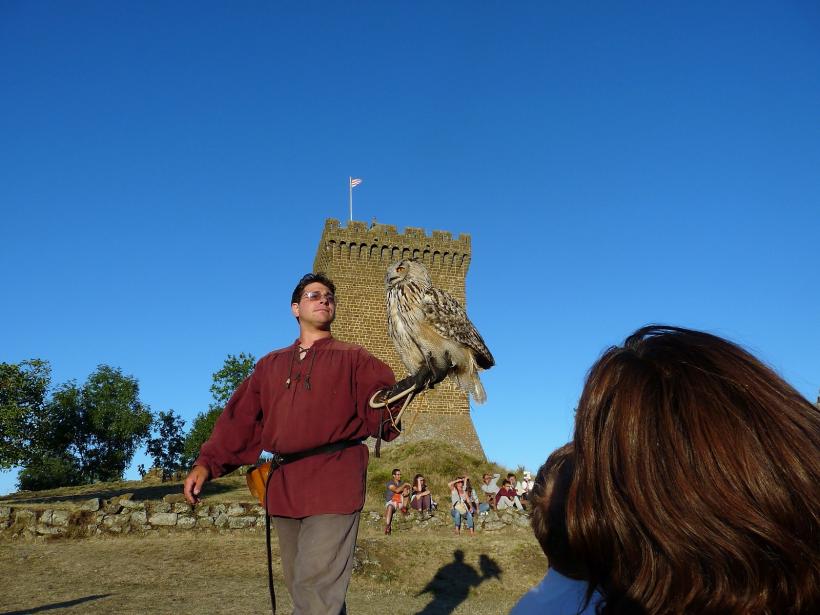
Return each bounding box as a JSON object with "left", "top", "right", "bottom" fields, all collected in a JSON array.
[{"left": 246, "top": 461, "right": 272, "bottom": 507}]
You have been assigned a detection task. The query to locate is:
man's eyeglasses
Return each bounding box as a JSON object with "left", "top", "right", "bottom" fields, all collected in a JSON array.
[{"left": 303, "top": 291, "right": 335, "bottom": 303}]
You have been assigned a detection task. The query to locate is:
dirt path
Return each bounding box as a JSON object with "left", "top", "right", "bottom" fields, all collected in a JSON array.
[{"left": 0, "top": 523, "right": 546, "bottom": 615}]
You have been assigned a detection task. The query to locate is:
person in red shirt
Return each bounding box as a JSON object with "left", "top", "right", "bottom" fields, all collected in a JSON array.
[
  {"left": 496, "top": 479, "right": 525, "bottom": 511},
  {"left": 183, "top": 272, "right": 416, "bottom": 614}
]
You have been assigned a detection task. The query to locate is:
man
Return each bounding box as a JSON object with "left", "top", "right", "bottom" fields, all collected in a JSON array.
[
  {"left": 479, "top": 472, "right": 501, "bottom": 512},
  {"left": 508, "top": 473, "right": 518, "bottom": 491},
  {"left": 383, "top": 468, "right": 411, "bottom": 534},
  {"left": 183, "top": 272, "right": 410, "bottom": 614},
  {"left": 518, "top": 471, "right": 533, "bottom": 508},
  {"left": 508, "top": 472, "right": 528, "bottom": 510},
  {"left": 496, "top": 479, "right": 525, "bottom": 511}
]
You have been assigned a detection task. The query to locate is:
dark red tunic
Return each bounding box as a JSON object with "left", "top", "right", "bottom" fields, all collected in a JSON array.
[{"left": 195, "top": 337, "right": 399, "bottom": 518}]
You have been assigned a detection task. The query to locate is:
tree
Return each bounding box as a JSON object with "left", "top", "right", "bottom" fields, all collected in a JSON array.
[
  {"left": 182, "top": 353, "right": 256, "bottom": 467},
  {"left": 182, "top": 407, "right": 221, "bottom": 468},
  {"left": 209, "top": 352, "right": 256, "bottom": 407},
  {"left": 146, "top": 409, "right": 186, "bottom": 477},
  {"left": 73, "top": 365, "right": 153, "bottom": 482},
  {"left": 0, "top": 359, "right": 51, "bottom": 469},
  {"left": 19, "top": 364, "right": 152, "bottom": 488},
  {"left": 18, "top": 454, "right": 81, "bottom": 491}
]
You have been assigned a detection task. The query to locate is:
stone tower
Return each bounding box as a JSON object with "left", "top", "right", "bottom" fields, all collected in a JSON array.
[{"left": 313, "top": 218, "right": 485, "bottom": 458}]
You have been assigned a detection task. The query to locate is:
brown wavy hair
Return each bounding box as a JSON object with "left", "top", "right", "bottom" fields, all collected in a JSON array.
[
  {"left": 567, "top": 325, "right": 820, "bottom": 614},
  {"left": 530, "top": 442, "right": 588, "bottom": 581}
]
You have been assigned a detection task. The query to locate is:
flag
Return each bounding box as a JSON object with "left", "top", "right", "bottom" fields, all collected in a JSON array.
[{"left": 350, "top": 178, "right": 362, "bottom": 188}]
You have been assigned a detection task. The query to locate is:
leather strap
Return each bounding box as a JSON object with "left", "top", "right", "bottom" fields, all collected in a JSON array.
[{"left": 273, "top": 437, "right": 365, "bottom": 467}]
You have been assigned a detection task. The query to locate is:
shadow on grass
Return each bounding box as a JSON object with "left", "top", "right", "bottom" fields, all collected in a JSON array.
[
  {"left": 0, "top": 593, "right": 112, "bottom": 614},
  {"left": 415, "top": 550, "right": 503, "bottom": 614},
  {"left": 0, "top": 481, "right": 237, "bottom": 505}
]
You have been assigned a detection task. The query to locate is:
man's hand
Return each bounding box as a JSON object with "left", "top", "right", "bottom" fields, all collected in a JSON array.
[{"left": 183, "top": 465, "right": 210, "bottom": 505}]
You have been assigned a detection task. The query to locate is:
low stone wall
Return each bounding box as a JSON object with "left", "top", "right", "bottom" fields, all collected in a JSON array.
[
  {"left": 0, "top": 494, "right": 531, "bottom": 539},
  {"left": 0, "top": 493, "right": 267, "bottom": 539}
]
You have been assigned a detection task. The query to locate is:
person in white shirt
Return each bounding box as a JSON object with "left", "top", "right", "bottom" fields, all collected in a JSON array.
[
  {"left": 479, "top": 472, "right": 500, "bottom": 513},
  {"left": 517, "top": 471, "right": 532, "bottom": 509}
]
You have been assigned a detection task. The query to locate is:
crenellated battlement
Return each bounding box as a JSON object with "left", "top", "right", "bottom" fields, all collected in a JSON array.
[{"left": 318, "top": 218, "right": 472, "bottom": 270}]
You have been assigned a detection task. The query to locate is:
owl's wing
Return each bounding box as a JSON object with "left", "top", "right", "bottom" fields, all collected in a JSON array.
[{"left": 422, "top": 288, "right": 495, "bottom": 369}]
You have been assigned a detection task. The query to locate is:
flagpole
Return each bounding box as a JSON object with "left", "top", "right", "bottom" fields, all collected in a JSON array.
[{"left": 348, "top": 176, "right": 353, "bottom": 222}]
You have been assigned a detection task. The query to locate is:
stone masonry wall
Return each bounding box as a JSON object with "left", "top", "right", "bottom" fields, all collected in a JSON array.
[
  {"left": 0, "top": 495, "right": 267, "bottom": 539},
  {"left": 313, "top": 219, "right": 484, "bottom": 458},
  {"left": 0, "top": 496, "right": 529, "bottom": 539}
]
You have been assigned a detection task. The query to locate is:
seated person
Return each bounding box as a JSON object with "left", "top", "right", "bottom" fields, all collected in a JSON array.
[
  {"left": 464, "top": 478, "right": 480, "bottom": 514},
  {"left": 448, "top": 475, "right": 475, "bottom": 536},
  {"left": 479, "top": 472, "right": 500, "bottom": 512},
  {"left": 518, "top": 471, "right": 533, "bottom": 507},
  {"left": 496, "top": 479, "right": 525, "bottom": 511},
  {"left": 383, "top": 468, "right": 411, "bottom": 535},
  {"left": 559, "top": 325, "right": 820, "bottom": 613},
  {"left": 410, "top": 473, "right": 434, "bottom": 512},
  {"left": 510, "top": 443, "right": 601, "bottom": 614},
  {"left": 507, "top": 472, "right": 529, "bottom": 510}
]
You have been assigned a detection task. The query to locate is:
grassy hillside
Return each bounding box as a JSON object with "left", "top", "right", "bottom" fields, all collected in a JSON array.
[
  {"left": 364, "top": 438, "right": 514, "bottom": 508},
  {"left": 1, "top": 440, "right": 549, "bottom": 614},
  {"left": 0, "top": 438, "right": 522, "bottom": 510}
]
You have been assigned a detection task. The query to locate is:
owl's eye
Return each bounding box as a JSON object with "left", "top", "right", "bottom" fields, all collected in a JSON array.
[{"left": 396, "top": 266, "right": 405, "bottom": 273}]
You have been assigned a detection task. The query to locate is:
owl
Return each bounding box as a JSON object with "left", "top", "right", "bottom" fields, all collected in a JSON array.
[{"left": 386, "top": 259, "right": 495, "bottom": 404}]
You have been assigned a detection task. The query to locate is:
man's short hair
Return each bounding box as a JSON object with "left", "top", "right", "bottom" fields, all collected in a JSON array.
[
  {"left": 291, "top": 272, "right": 336, "bottom": 305},
  {"left": 502, "top": 479, "right": 510, "bottom": 487},
  {"left": 392, "top": 468, "right": 401, "bottom": 476},
  {"left": 507, "top": 473, "right": 516, "bottom": 479}
]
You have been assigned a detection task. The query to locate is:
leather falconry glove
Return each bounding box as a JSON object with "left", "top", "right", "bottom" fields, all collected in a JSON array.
[{"left": 371, "top": 373, "right": 419, "bottom": 407}]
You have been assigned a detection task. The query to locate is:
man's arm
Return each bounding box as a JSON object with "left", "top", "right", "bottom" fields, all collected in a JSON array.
[
  {"left": 353, "top": 349, "right": 403, "bottom": 440},
  {"left": 388, "top": 482, "right": 412, "bottom": 494},
  {"left": 181, "top": 369, "right": 264, "bottom": 506}
]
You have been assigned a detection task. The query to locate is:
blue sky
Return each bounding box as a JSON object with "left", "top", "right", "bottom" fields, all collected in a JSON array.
[{"left": 2, "top": 2, "right": 819, "bottom": 495}]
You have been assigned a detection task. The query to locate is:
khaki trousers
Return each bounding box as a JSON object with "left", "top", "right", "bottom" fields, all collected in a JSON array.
[{"left": 273, "top": 512, "right": 360, "bottom": 615}]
